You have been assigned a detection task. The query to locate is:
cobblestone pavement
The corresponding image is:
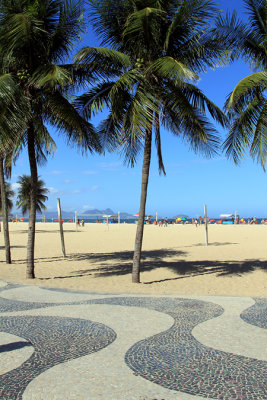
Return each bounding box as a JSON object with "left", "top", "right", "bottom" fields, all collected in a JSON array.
[{"left": 0, "top": 280, "right": 266, "bottom": 400}]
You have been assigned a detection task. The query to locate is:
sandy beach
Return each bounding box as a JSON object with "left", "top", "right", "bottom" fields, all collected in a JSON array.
[{"left": 0, "top": 222, "right": 266, "bottom": 297}]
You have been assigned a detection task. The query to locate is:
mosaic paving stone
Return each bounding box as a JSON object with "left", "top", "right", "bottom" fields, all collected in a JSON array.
[
  {"left": 0, "top": 332, "right": 34, "bottom": 375},
  {"left": 191, "top": 296, "right": 267, "bottom": 361},
  {"left": 22, "top": 304, "right": 184, "bottom": 400},
  {"left": 0, "top": 296, "right": 63, "bottom": 313},
  {"left": 90, "top": 297, "right": 267, "bottom": 400},
  {"left": 240, "top": 298, "right": 267, "bottom": 329},
  {"left": 0, "top": 315, "right": 116, "bottom": 400}
]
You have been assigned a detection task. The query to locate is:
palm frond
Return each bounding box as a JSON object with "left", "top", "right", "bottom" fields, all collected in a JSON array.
[
  {"left": 0, "top": 73, "right": 17, "bottom": 103},
  {"left": 154, "top": 112, "right": 166, "bottom": 174},
  {"left": 250, "top": 102, "right": 267, "bottom": 169},
  {"left": 44, "top": 90, "right": 101, "bottom": 154},
  {"left": 164, "top": 0, "right": 219, "bottom": 52},
  {"left": 49, "top": 0, "right": 86, "bottom": 62},
  {"left": 226, "top": 71, "right": 267, "bottom": 110},
  {"left": 123, "top": 6, "right": 166, "bottom": 55},
  {"left": 74, "top": 82, "right": 114, "bottom": 120},
  {"left": 87, "top": 0, "right": 132, "bottom": 49},
  {"left": 223, "top": 95, "right": 266, "bottom": 164},
  {"left": 30, "top": 64, "right": 72, "bottom": 89},
  {"left": 214, "top": 9, "right": 266, "bottom": 70},
  {"left": 110, "top": 69, "right": 144, "bottom": 115},
  {"left": 97, "top": 113, "right": 122, "bottom": 152},
  {"left": 75, "top": 46, "right": 132, "bottom": 75},
  {"left": 244, "top": 0, "right": 267, "bottom": 37},
  {"left": 33, "top": 115, "right": 57, "bottom": 166},
  {"left": 146, "top": 56, "right": 198, "bottom": 84},
  {"left": 162, "top": 88, "right": 220, "bottom": 157}
]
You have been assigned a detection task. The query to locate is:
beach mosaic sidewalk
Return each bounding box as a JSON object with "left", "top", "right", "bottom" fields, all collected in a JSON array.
[{"left": 0, "top": 280, "right": 266, "bottom": 400}]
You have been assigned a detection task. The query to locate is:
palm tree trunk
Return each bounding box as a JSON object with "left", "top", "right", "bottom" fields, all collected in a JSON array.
[
  {"left": 132, "top": 128, "right": 152, "bottom": 283},
  {"left": 26, "top": 123, "right": 37, "bottom": 279},
  {"left": 0, "top": 157, "right": 11, "bottom": 264}
]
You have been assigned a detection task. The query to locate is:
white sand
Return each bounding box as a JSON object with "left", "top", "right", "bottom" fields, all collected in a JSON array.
[{"left": 0, "top": 222, "right": 266, "bottom": 297}]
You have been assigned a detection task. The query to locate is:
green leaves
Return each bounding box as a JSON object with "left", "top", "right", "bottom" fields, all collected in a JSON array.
[
  {"left": 16, "top": 174, "right": 49, "bottom": 215},
  {"left": 227, "top": 71, "right": 267, "bottom": 110},
  {"left": 224, "top": 94, "right": 267, "bottom": 168},
  {"left": 30, "top": 65, "right": 72, "bottom": 89},
  {"left": 146, "top": 56, "right": 199, "bottom": 83},
  {"left": 75, "top": 46, "right": 132, "bottom": 76},
  {"left": 77, "top": 0, "right": 227, "bottom": 169},
  {"left": 123, "top": 7, "right": 166, "bottom": 54}
]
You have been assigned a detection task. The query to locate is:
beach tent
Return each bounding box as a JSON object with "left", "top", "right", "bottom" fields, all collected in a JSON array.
[{"left": 220, "top": 213, "right": 239, "bottom": 221}]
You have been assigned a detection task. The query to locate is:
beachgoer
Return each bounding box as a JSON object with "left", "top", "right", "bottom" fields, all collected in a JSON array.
[
  {"left": 164, "top": 217, "right": 168, "bottom": 227},
  {"left": 77, "top": 219, "right": 80, "bottom": 227},
  {"left": 81, "top": 219, "right": 84, "bottom": 227},
  {"left": 199, "top": 216, "right": 202, "bottom": 225},
  {"left": 194, "top": 218, "right": 198, "bottom": 227},
  {"left": 159, "top": 220, "right": 163, "bottom": 227}
]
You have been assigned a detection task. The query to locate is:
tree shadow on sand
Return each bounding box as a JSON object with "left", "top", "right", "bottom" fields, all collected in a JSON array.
[
  {"left": 36, "top": 248, "right": 267, "bottom": 283},
  {"left": 0, "top": 341, "right": 32, "bottom": 353}
]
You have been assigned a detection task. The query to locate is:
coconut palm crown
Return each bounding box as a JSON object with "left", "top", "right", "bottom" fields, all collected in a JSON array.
[
  {"left": 75, "top": 0, "right": 229, "bottom": 282},
  {"left": 215, "top": 0, "right": 267, "bottom": 168},
  {"left": 16, "top": 175, "right": 48, "bottom": 215}
]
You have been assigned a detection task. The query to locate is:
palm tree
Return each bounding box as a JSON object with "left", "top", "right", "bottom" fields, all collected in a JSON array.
[
  {"left": 215, "top": 0, "right": 266, "bottom": 167},
  {"left": 75, "top": 0, "right": 229, "bottom": 282},
  {"left": 0, "top": 159, "right": 15, "bottom": 264},
  {"left": 0, "top": 0, "right": 101, "bottom": 278},
  {"left": 16, "top": 175, "right": 48, "bottom": 216},
  {"left": 0, "top": 45, "right": 28, "bottom": 263}
]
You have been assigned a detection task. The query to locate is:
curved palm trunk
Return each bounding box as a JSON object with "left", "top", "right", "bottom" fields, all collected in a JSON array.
[
  {"left": 26, "top": 123, "right": 37, "bottom": 279},
  {"left": 0, "top": 157, "right": 11, "bottom": 264},
  {"left": 132, "top": 128, "right": 152, "bottom": 283}
]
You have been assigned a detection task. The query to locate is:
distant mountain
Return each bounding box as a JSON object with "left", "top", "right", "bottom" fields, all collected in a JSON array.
[
  {"left": 13, "top": 208, "right": 137, "bottom": 220},
  {"left": 81, "top": 208, "right": 115, "bottom": 216},
  {"left": 81, "top": 208, "right": 135, "bottom": 219}
]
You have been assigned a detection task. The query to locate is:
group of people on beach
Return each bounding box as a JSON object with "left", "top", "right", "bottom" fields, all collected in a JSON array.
[{"left": 77, "top": 219, "right": 85, "bottom": 227}]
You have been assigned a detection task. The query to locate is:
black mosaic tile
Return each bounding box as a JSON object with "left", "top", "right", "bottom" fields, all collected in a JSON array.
[
  {"left": 0, "top": 315, "right": 116, "bottom": 400},
  {"left": 0, "top": 296, "right": 66, "bottom": 313},
  {"left": 240, "top": 298, "right": 267, "bottom": 329},
  {"left": 89, "top": 297, "right": 267, "bottom": 400}
]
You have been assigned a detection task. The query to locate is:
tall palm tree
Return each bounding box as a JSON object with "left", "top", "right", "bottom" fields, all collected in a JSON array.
[
  {"left": 0, "top": 159, "right": 15, "bottom": 264},
  {"left": 16, "top": 175, "right": 48, "bottom": 215},
  {"left": 75, "top": 0, "right": 229, "bottom": 282},
  {"left": 0, "top": 0, "right": 101, "bottom": 278},
  {"left": 215, "top": 0, "right": 266, "bottom": 167},
  {"left": 0, "top": 47, "right": 28, "bottom": 263}
]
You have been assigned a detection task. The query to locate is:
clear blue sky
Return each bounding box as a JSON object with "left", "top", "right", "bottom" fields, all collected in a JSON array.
[{"left": 10, "top": 0, "right": 267, "bottom": 218}]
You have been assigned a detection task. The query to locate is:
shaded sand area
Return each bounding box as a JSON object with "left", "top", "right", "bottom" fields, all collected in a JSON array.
[{"left": 0, "top": 222, "right": 266, "bottom": 296}]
